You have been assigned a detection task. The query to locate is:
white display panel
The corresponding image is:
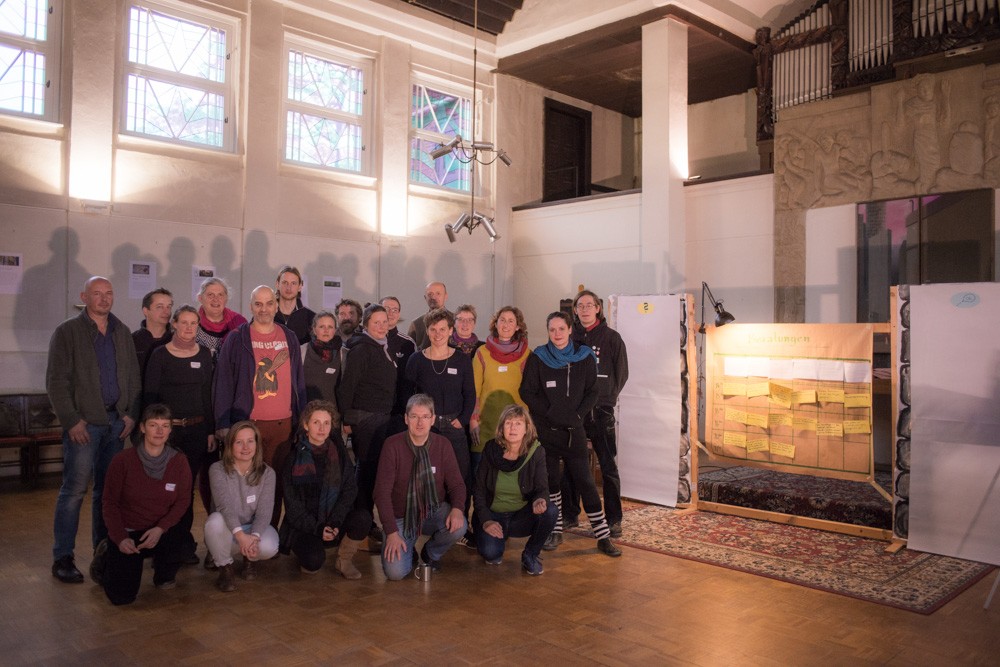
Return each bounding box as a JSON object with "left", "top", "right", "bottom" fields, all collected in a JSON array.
[
  {"left": 612, "top": 294, "right": 683, "bottom": 507},
  {"left": 908, "top": 283, "right": 1000, "bottom": 565}
]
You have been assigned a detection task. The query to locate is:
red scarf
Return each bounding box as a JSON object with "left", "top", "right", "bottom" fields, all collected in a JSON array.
[{"left": 485, "top": 336, "right": 527, "bottom": 364}]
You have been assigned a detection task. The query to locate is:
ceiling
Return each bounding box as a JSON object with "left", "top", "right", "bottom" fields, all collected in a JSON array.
[
  {"left": 398, "top": 1, "right": 755, "bottom": 116},
  {"left": 403, "top": 0, "right": 524, "bottom": 35}
]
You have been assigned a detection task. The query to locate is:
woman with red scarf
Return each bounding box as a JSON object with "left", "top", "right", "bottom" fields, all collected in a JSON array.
[
  {"left": 195, "top": 277, "right": 247, "bottom": 357},
  {"left": 470, "top": 306, "right": 531, "bottom": 476}
]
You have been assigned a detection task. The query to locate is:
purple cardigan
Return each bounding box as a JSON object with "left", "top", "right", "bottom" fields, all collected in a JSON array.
[{"left": 213, "top": 322, "right": 307, "bottom": 430}]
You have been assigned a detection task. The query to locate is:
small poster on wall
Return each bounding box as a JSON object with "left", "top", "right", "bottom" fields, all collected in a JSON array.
[
  {"left": 129, "top": 260, "right": 157, "bottom": 300},
  {"left": 192, "top": 266, "right": 215, "bottom": 301},
  {"left": 0, "top": 253, "right": 23, "bottom": 295}
]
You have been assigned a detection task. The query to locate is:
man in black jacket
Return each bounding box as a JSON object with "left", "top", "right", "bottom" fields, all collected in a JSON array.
[{"left": 563, "top": 290, "right": 629, "bottom": 537}]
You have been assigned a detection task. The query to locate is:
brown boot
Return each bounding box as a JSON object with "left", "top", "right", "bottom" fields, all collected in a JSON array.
[
  {"left": 241, "top": 558, "right": 257, "bottom": 581},
  {"left": 335, "top": 537, "right": 363, "bottom": 580},
  {"left": 216, "top": 563, "right": 236, "bottom": 592}
]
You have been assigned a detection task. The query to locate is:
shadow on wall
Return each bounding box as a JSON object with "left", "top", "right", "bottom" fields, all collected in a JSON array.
[{"left": 13, "top": 228, "right": 86, "bottom": 356}]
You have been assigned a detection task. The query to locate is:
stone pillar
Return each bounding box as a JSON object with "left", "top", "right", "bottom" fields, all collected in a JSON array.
[
  {"left": 376, "top": 37, "right": 412, "bottom": 237},
  {"left": 67, "top": 0, "right": 116, "bottom": 203},
  {"left": 641, "top": 18, "right": 687, "bottom": 294}
]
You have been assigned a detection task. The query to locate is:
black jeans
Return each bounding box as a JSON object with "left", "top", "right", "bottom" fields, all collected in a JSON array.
[
  {"left": 476, "top": 502, "right": 559, "bottom": 560},
  {"left": 172, "top": 423, "right": 210, "bottom": 556},
  {"left": 561, "top": 406, "right": 622, "bottom": 525},
  {"left": 291, "top": 508, "right": 372, "bottom": 572},
  {"left": 103, "top": 524, "right": 186, "bottom": 606}
]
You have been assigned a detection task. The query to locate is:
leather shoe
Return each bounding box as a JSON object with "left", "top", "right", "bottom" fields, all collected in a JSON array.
[
  {"left": 542, "top": 532, "right": 563, "bottom": 551},
  {"left": 609, "top": 522, "right": 623, "bottom": 538},
  {"left": 597, "top": 538, "right": 622, "bottom": 558},
  {"left": 52, "top": 556, "right": 84, "bottom": 584}
]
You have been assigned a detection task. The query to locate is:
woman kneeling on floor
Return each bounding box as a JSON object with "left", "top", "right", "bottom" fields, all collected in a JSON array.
[
  {"left": 204, "top": 421, "right": 279, "bottom": 592},
  {"left": 101, "top": 404, "right": 192, "bottom": 605},
  {"left": 279, "top": 400, "right": 372, "bottom": 577},
  {"left": 475, "top": 405, "right": 558, "bottom": 575}
]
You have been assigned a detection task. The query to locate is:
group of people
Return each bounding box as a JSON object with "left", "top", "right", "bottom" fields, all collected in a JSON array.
[{"left": 47, "top": 270, "right": 629, "bottom": 605}]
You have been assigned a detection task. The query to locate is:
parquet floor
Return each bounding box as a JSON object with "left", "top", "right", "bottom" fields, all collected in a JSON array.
[{"left": 1, "top": 479, "right": 997, "bottom": 666}]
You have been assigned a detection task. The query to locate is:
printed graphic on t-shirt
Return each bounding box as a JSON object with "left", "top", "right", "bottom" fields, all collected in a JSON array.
[{"left": 253, "top": 346, "right": 289, "bottom": 399}]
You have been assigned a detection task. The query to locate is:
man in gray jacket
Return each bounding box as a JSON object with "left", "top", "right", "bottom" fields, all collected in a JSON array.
[{"left": 47, "top": 276, "right": 141, "bottom": 583}]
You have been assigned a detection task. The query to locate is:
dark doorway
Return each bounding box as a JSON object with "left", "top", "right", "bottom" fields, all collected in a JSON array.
[{"left": 543, "top": 99, "right": 591, "bottom": 202}]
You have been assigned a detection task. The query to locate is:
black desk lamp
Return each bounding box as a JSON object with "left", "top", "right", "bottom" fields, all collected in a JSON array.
[{"left": 699, "top": 281, "right": 735, "bottom": 333}]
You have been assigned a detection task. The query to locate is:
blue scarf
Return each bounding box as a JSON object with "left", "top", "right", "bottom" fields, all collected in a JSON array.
[{"left": 532, "top": 341, "right": 594, "bottom": 369}]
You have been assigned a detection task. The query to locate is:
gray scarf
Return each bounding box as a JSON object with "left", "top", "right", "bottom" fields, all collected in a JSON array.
[{"left": 136, "top": 443, "right": 178, "bottom": 480}]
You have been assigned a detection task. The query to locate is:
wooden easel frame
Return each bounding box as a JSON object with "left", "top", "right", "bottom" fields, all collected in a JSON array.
[{"left": 685, "top": 322, "right": 894, "bottom": 542}]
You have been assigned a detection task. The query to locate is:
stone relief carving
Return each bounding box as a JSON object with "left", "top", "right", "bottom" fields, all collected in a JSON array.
[
  {"left": 775, "top": 126, "right": 872, "bottom": 209},
  {"left": 901, "top": 75, "right": 949, "bottom": 192}
]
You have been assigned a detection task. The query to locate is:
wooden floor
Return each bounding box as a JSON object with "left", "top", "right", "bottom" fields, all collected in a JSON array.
[{"left": 1, "top": 479, "right": 998, "bottom": 666}]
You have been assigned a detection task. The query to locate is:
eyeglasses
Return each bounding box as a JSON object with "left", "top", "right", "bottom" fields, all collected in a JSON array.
[
  {"left": 575, "top": 303, "right": 598, "bottom": 311},
  {"left": 455, "top": 317, "right": 475, "bottom": 324},
  {"left": 383, "top": 307, "right": 400, "bottom": 314}
]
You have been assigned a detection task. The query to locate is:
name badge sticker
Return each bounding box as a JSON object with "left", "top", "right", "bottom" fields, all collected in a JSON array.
[
  {"left": 190, "top": 361, "right": 201, "bottom": 369},
  {"left": 325, "top": 367, "right": 336, "bottom": 374},
  {"left": 498, "top": 365, "right": 508, "bottom": 372},
  {"left": 546, "top": 380, "right": 557, "bottom": 388},
  {"left": 246, "top": 494, "right": 256, "bottom": 504},
  {"left": 447, "top": 367, "right": 458, "bottom": 375},
  {"left": 165, "top": 483, "right": 176, "bottom": 492},
  {"left": 431, "top": 466, "right": 437, "bottom": 474}
]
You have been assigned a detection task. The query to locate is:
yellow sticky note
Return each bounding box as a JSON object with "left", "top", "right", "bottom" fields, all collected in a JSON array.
[
  {"left": 844, "top": 420, "right": 871, "bottom": 434},
  {"left": 768, "top": 412, "right": 793, "bottom": 428},
  {"left": 845, "top": 394, "right": 872, "bottom": 408},
  {"left": 746, "top": 437, "right": 769, "bottom": 453},
  {"left": 745, "top": 412, "right": 769, "bottom": 429},
  {"left": 769, "top": 382, "right": 792, "bottom": 408},
  {"left": 818, "top": 389, "right": 845, "bottom": 403},
  {"left": 793, "top": 415, "right": 818, "bottom": 431},
  {"left": 725, "top": 408, "right": 749, "bottom": 425},
  {"left": 770, "top": 441, "right": 796, "bottom": 458},
  {"left": 723, "top": 431, "right": 747, "bottom": 447},
  {"left": 792, "top": 389, "right": 817, "bottom": 405},
  {"left": 723, "top": 382, "right": 746, "bottom": 397},
  {"left": 817, "top": 422, "right": 844, "bottom": 437},
  {"left": 747, "top": 381, "right": 770, "bottom": 398}
]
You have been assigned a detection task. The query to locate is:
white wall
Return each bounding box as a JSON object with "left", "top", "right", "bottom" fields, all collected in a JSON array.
[
  {"left": 0, "top": 0, "right": 517, "bottom": 394},
  {"left": 685, "top": 174, "right": 775, "bottom": 325},
  {"left": 511, "top": 173, "right": 776, "bottom": 348},
  {"left": 510, "top": 193, "right": 644, "bottom": 347},
  {"left": 688, "top": 91, "right": 759, "bottom": 179},
  {"left": 805, "top": 204, "right": 856, "bottom": 323}
]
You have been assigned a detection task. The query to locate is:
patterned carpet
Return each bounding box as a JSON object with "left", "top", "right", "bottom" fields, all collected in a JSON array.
[
  {"left": 586, "top": 505, "right": 993, "bottom": 614},
  {"left": 697, "top": 466, "right": 893, "bottom": 529}
]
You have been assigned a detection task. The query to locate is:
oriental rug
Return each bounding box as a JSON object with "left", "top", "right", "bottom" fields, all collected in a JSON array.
[
  {"left": 573, "top": 505, "right": 992, "bottom": 614},
  {"left": 697, "top": 466, "right": 893, "bottom": 529}
]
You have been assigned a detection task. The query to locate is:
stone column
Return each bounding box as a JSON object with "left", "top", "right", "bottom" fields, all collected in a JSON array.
[{"left": 641, "top": 18, "right": 687, "bottom": 294}]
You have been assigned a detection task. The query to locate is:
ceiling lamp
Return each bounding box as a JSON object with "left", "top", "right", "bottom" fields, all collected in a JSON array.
[{"left": 439, "top": 0, "right": 512, "bottom": 243}]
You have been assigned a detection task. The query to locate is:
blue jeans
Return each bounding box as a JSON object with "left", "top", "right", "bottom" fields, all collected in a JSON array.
[
  {"left": 477, "top": 502, "right": 558, "bottom": 561},
  {"left": 52, "top": 417, "right": 124, "bottom": 560},
  {"left": 381, "top": 503, "right": 466, "bottom": 581}
]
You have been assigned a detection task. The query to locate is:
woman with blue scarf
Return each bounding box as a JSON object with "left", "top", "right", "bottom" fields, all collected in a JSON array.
[
  {"left": 279, "top": 400, "right": 372, "bottom": 577},
  {"left": 520, "top": 312, "right": 621, "bottom": 558}
]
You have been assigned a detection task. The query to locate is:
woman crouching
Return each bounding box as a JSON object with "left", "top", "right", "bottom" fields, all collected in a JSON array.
[
  {"left": 101, "top": 404, "right": 192, "bottom": 605},
  {"left": 204, "top": 421, "right": 279, "bottom": 592},
  {"left": 474, "top": 405, "right": 557, "bottom": 575},
  {"left": 279, "top": 400, "right": 372, "bottom": 577}
]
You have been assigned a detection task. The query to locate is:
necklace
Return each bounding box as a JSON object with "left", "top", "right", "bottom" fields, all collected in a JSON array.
[{"left": 430, "top": 356, "right": 449, "bottom": 375}]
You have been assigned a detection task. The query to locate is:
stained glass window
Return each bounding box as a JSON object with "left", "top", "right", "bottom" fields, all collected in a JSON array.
[
  {"left": 0, "top": 0, "right": 58, "bottom": 120},
  {"left": 123, "top": 3, "right": 235, "bottom": 150},
  {"left": 284, "top": 46, "right": 368, "bottom": 173},
  {"left": 410, "top": 82, "right": 472, "bottom": 191}
]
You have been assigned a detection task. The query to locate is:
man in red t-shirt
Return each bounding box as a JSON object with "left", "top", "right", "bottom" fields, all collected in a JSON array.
[{"left": 214, "top": 285, "right": 306, "bottom": 528}]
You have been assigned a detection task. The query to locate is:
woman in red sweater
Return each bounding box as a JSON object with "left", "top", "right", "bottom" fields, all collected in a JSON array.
[{"left": 101, "top": 404, "right": 192, "bottom": 605}]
